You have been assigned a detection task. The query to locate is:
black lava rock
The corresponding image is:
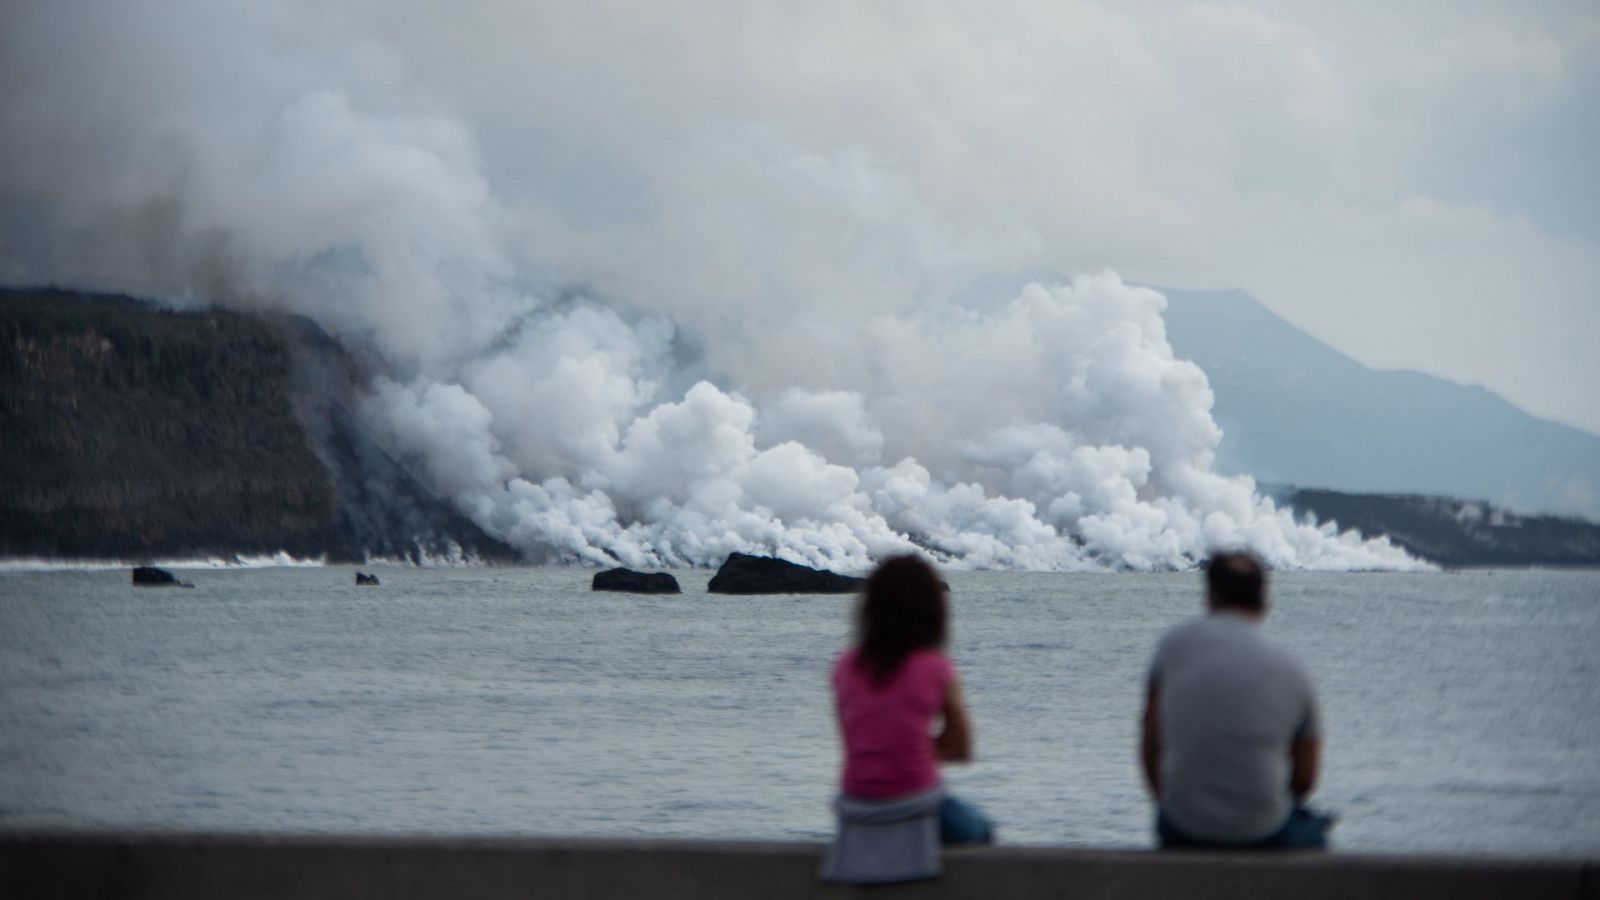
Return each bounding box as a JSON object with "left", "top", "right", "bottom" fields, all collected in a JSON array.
[
  {"left": 131, "top": 566, "right": 192, "bottom": 588},
  {"left": 592, "top": 568, "right": 681, "bottom": 594},
  {"left": 355, "top": 572, "right": 380, "bottom": 586},
  {"left": 706, "top": 553, "right": 863, "bottom": 594}
]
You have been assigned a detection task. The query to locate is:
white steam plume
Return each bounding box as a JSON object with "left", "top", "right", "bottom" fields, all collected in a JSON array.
[
  {"left": 362, "top": 276, "right": 1420, "bottom": 570},
  {"left": 0, "top": 1, "right": 1426, "bottom": 571}
]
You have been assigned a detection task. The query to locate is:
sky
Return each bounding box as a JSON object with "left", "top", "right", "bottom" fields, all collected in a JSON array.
[
  {"left": 370, "top": 0, "right": 1600, "bottom": 437},
  {"left": 0, "top": 1, "right": 1594, "bottom": 568},
  {"left": 4, "top": 0, "right": 1595, "bottom": 434}
]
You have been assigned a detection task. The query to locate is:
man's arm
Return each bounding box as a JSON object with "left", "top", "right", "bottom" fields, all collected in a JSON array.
[
  {"left": 934, "top": 677, "right": 974, "bottom": 763},
  {"left": 1289, "top": 736, "right": 1320, "bottom": 800},
  {"left": 1140, "top": 684, "right": 1161, "bottom": 799}
]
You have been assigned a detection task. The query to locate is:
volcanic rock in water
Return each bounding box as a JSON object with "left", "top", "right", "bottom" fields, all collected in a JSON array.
[
  {"left": 706, "top": 553, "right": 863, "bottom": 594},
  {"left": 592, "top": 568, "right": 681, "bottom": 594},
  {"left": 131, "top": 566, "right": 192, "bottom": 588},
  {"left": 355, "top": 572, "right": 380, "bottom": 586}
]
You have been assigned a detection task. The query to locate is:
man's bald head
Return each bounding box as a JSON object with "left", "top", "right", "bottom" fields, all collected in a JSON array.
[{"left": 1205, "top": 551, "right": 1267, "bottom": 615}]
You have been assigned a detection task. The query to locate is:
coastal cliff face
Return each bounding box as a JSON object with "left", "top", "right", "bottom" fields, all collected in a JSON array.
[
  {"left": 0, "top": 288, "right": 514, "bottom": 563},
  {"left": 1278, "top": 488, "right": 1600, "bottom": 569}
]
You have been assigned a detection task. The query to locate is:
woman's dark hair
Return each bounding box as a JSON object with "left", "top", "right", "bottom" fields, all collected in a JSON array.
[{"left": 855, "top": 554, "right": 948, "bottom": 685}]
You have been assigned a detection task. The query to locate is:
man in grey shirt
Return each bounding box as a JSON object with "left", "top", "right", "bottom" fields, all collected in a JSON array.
[{"left": 1140, "top": 551, "right": 1329, "bottom": 849}]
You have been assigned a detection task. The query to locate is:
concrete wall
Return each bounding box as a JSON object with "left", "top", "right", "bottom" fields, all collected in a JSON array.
[{"left": 3, "top": 832, "right": 1596, "bottom": 900}]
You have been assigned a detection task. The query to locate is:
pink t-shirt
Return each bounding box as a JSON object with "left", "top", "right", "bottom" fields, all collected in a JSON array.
[{"left": 832, "top": 646, "right": 955, "bottom": 799}]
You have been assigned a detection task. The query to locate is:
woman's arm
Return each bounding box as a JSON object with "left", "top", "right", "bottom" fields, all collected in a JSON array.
[{"left": 934, "top": 676, "right": 974, "bottom": 763}]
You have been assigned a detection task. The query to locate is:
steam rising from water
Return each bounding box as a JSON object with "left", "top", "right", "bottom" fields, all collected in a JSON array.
[
  {"left": 0, "top": 2, "right": 1423, "bottom": 570},
  {"left": 362, "top": 276, "right": 1419, "bottom": 570}
]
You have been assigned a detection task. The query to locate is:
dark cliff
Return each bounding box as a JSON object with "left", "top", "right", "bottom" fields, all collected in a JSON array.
[
  {"left": 0, "top": 287, "right": 516, "bottom": 563},
  {"left": 1279, "top": 487, "right": 1600, "bottom": 568}
]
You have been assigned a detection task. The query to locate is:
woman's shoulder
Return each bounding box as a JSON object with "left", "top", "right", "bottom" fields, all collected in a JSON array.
[
  {"left": 832, "top": 646, "right": 862, "bottom": 678},
  {"left": 905, "top": 646, "right": 956, "bottom": 680},
  {"left": 833, "top": 646, "right": 953, "bottom": 687}
]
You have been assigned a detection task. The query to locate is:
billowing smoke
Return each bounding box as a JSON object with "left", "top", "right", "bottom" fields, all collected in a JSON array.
[
  {"left": 362, "top": 276, "right": 1420, "bottom": 570},
  {"left": 0, "top": 1, "right": 1425, "bottom": 570}
]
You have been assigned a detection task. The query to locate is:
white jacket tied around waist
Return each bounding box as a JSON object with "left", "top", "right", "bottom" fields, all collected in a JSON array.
[{"left": 820, "top": 787, "right": 944, "bottom": 885}]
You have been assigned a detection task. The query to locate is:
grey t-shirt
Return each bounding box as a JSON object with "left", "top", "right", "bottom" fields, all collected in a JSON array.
[{"left": 1148, "top": 613, "right": 1320, "bottom": 842}]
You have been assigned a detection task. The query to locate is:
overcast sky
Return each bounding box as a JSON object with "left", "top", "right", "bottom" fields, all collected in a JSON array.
[{"left": 5, "top": 0, "right": 1599, "bottom": 435}]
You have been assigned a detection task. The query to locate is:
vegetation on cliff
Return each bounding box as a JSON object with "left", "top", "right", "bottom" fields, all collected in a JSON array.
[
  {"left": 0, "top": 287, "right": 515, "bottom": 562},
  {"left": 1279, "top": 487, "right": 1600, "bottom": 568}
]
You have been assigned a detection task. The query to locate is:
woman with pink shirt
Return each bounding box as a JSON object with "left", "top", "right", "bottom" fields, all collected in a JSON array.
[{"left": 831, "top": 554, "right": 994, "bottom": 848}]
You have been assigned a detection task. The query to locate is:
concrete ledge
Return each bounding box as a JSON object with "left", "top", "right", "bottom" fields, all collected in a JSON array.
[{"left": 2, "top": 831, "right": 1596, "bottom": 900}]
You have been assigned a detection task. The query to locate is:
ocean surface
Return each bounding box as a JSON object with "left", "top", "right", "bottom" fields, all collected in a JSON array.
[{"left": 1, "top": 565, "right": 1596, "bottom": 857}]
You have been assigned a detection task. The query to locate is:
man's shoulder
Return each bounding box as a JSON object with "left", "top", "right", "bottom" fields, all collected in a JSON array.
[
  {"left": 1156, "top": 615, "right": 1306, "bottom": 665},
  {"left": 1220, "top": 623, "right": 1316, "bottom": 688},
  {"left": 1157, "top": 616, "right": 1208, "bottom": 643},
  {"left": 1150, "top": 617, "right": 1209, "bottom": 669},
  {"left": 1157, "top": 615, "right": 1235, "bottom": 649}
]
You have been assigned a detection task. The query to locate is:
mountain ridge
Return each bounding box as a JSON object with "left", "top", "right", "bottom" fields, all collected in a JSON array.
[{"left": 1159, "top": 286, "right": 1600, "bottom": 520}]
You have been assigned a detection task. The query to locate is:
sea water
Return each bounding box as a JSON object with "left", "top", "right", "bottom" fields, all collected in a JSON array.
[{"left": 0, "top": 566, "right": 1596, "bottom": 857}]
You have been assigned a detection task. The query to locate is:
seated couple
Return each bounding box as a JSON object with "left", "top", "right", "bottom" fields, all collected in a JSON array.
[{"left": 823, "top": 552, "right": 1329, "bottom": 885}]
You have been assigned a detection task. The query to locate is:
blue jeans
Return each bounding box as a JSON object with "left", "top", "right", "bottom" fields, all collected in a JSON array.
[
  {"left": 1157, "top": 807, "right": 1329, "bottom": 850},
  {"left": 940, "top": 795, "right": 995, "bottom": 844}
]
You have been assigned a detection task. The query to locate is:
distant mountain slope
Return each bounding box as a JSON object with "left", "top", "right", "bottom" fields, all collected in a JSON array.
[{"left": 1160, "top": 287, "right": 1600, "bottom": 520}]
